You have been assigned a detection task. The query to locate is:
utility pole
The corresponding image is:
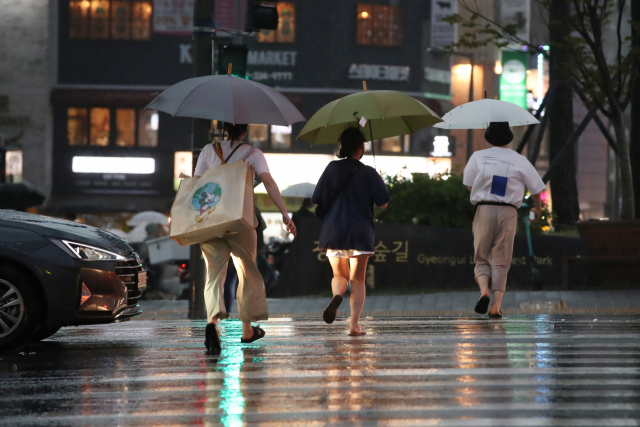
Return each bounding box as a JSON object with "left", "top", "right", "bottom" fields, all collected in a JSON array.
[
  {"left": 466, "top": 54, "right": 474, "bottom": 161},
  {"left": 189, "top": 0, "right": 215, "bottom": 320}
]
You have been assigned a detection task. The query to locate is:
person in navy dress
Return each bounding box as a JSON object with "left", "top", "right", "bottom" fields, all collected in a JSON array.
[{"left": 312, "top": 128, "right": 391, "bottom": 336}]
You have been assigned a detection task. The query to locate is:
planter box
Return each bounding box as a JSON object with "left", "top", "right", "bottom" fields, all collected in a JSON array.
[
  {"left": 146, "top": 236, "right": 190, "bottom": 264},
  {"left": 575, "top": 220, "right": 640, "bottom": 287},
  {"left": 577, "top": 219, "right": 640, "bottom": 257}
]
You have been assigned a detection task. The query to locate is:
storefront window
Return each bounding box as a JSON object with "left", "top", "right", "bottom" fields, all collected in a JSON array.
[
  {"left": 248, "top": 124, "right": 269, "bottom": 148},
  {"left": 70, "top": 0, "right": 152, "bottom": 40},
  {"left": 90, "top": 0, "right": 110, "bottom": 39},
  {"left": 138, "top": 109, "right": 158, "bottom": 147},
  {"left": 357, "top": 4, "right": 404, "bottom": 47},
  {"left": 271, "top": 125, "right": 291, "bottom": 150},
  {"left": 380, "top": 136, "right": 402, "bottom": 153},
  {"left": 69, "top": 1, "right": 91, "bottom": 38},
  {"left": 132, "top": 2, "right": 152, "bottom": 40},
  {"left": 110, "top": 1, "right": 131, "bottom": 39},
  {"left": 68, "top": 108, "right": 88, "bottom": 146},
  {"left": 257, "top": 2, "right": 295, "bottom": 43},
  {"left": 90, "top": 108, "right": 111, "bottom": 146},
  {"left": 5, "top": 151, "right": 23, "bottom": 184},
  {"left": 116, "top": 108, "right": 136, "bottom": 146}
]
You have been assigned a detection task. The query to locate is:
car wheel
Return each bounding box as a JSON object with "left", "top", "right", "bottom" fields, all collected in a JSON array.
[
  {"left": 30, "top": 325, "right": 62, "bottom": 342},
  {"left": 0, "top": 268, "right": 42, "bottom": 350}
]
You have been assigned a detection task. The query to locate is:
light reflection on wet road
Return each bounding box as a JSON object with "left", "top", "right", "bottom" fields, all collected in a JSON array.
[{"left": 2, "top": 315, "right": 640, "bottom": 426}]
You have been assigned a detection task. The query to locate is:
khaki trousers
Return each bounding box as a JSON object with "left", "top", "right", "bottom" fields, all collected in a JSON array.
[
  {"left": 472, "top": 205, "right": 518, "bottom": 293},
  {"left": 200, "top": 229, "right": 269, "bottom": 322}
]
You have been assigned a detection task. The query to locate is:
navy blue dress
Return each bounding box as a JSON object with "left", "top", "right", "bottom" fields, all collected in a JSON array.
[{"left": 312, "top": 159, "right": 391, "bottom": 252}]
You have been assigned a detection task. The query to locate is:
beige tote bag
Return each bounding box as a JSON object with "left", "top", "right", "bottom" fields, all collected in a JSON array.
[{"left": 170, "top": 146, "right": 256, "bottom": 247}]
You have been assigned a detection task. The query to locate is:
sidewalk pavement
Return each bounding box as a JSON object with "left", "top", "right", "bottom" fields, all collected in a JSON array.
[{"left": 136, "top": 290, "right": 640, "bottom": 321}]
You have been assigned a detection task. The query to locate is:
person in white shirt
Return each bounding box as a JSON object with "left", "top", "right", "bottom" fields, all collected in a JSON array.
[
  {"left": 463, "top": 122, "right": 545, "bottom": 318},
  {"left": 193, "top": 123, "right": 296, "bottom": 352}
]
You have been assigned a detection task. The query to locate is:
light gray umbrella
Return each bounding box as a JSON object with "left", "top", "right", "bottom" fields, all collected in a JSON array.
[
  {"left": 127, "top": 211, "right": 168, "bottom": 226},
  {"left": 281, "top": 182, "right": 316, "bottom": 198},
  {"left": 146, "top": 74, "right": 305, "bottom": 126},
  {"left": 433, "top": 99, "right": 539, "bottom": 129}
]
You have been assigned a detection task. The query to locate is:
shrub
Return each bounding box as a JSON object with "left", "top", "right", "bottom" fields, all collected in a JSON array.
[{"left": 376, "top": 170, "right": 475, "bottom": 229}]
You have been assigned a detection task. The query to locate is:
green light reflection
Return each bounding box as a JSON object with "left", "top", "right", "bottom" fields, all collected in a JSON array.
[{"left": 219, "top": 321, "right": 245, "bottom": 427}]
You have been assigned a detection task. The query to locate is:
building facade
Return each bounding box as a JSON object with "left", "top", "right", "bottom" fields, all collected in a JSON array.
[
  {"left": 47, "top": 0, "right": 465, "bottom": 214},
  {"left": 0, "top": 0, "right": 55, "bottom": 196}
]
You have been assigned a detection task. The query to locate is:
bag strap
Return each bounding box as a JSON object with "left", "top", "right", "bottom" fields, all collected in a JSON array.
[
  {"left": 242, "top": 146, "right": 256, "bottom": 161},
  {"left": 225, "top": 141, "right": 246, "bottom": 163},
  {"left": 324, "top": 162, "right": 363, "bottom": 215},
  {"left": 213, "top": 142, "right": 225, "bottom": 165}
]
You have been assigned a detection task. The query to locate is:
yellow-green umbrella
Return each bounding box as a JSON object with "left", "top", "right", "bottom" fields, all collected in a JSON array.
[{"left": 297, "top": 88, "right": 443, "bottom": 145}]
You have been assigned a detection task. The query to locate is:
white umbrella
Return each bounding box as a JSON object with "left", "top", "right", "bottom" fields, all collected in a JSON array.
[
  {"left": 106, "top": 228, "right": 129, "bottom": 239},
  {"left": 146, "top": 74, "right": 306, "bottom": 126},
  {"left": 127, "top": 211, "right": 168, "bottom": 227},
  {"left": 433, "top": 99, "right": 540, "bottom": 129},
  {"left": 126, "top": 224, "right": 148, "bottom": 243},
  {"left": 281, "top": 183, "right": 316, "bottom": 198}
]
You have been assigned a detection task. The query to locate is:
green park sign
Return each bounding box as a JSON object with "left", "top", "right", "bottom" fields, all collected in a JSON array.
[{"left": 500, "top": 51, "right": 528, "bottom": 109}]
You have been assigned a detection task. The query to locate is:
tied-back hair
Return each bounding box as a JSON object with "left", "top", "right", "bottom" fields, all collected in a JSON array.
[
  {"left": 224, "top": 123, "right": 248, "bottom": 141},
  {"left": 338, "top": 127, "right": 366, "bottom": 159}
]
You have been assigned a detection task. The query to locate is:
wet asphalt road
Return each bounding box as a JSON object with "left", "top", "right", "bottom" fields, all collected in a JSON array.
[{"left": 2, "top": 315, "right": 640, "bottom": 426}]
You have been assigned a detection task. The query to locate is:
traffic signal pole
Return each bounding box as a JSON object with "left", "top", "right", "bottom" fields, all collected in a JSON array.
[{"left": 189, "top": 0, "right": 215, "bottom": 320}]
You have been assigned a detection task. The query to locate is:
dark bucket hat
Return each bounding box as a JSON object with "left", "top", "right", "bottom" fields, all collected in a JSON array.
[{"left": 484, "top": 122, "right": 513, "bottom": 146}]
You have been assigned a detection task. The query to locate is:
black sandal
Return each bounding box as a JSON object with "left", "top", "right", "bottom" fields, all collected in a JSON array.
[
  {"left": 205, "top": 323, "right": 221, "bottom": 353},
  {"left": 241, "top": 326, "right": 266, "bottom": 343},
  {"left": 323, "top": 295, "right": 343, "bottom": 324},
  {"left": 474, "top": 295, "right": 490, "bottom": 314},
  {"left": 488, "top": 311, "right": 503, "bottom": 319}
]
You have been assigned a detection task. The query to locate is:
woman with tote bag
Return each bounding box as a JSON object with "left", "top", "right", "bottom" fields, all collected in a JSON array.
[{"left": 193, "top": 123, "right": 296, "bottom": 352}]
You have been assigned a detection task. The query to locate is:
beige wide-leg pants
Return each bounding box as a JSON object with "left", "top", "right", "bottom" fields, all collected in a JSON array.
[
  {"left": 200, "top": 228, "right": 269, "bottom": 322},
  {"left": 472, "top": 205, "right": 518, "bottom": 293}
]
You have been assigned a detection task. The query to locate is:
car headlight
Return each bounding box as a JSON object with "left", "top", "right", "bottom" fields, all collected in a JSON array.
[{"left": 62, "top": 240, "right": 126, "bottom": 261}]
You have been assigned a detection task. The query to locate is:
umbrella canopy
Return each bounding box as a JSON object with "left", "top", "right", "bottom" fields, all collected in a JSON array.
[
  {"left": 281, "top": 183, "right": 316, "bottom": 198},
  {"left": 127, "top": 211, "right": 168, "bottom": 227},
  {"left": 297, "top": 90, "right": 442, "bottom": 145},
  {"left": 146, "top": 74, "right": 306, "bottom": 126},
  {"left": 126, "top": 224, "right": 148, "bottom": 243},
  {"left": 434, "top": 99, "right": 540, "bottom": 129},
  {"left": 0, "top": 182, "right": 45, "bottom": 210}
]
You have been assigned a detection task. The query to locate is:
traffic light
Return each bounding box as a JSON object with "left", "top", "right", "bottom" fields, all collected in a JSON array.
[
  {"left": 218, "top": 44, "right": 249, "bottom": 78},
  {"left": 245, "top": 1, "right": 278, "bottom": 32}
]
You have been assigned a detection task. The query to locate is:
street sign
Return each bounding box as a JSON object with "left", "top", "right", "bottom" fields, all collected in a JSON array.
[{"left": 500, "top": 51, "right": 528, "bottom": 109}]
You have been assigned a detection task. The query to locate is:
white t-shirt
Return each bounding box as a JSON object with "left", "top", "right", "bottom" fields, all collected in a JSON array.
[
  {"left": 463, "top": 147, "right": 546, "bottom": 208},
  {"left": 193, "top": 140, "right": 270, "bottom": 176}
]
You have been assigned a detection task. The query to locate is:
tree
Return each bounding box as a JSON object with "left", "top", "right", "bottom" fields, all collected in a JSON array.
[
  {"left": 445, "top": 0, "right": 640, "bottom": 220},
  {"left": 631, "top": 0, "right": 640, "bottom": 218}
]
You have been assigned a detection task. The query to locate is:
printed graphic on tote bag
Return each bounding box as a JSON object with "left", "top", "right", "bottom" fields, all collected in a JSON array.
[
  {"left": 192, "top": 183, "right": 222, "bottom": 223},
  {"left": 481, "top": 157, "right": 512, "bottom": 198}
]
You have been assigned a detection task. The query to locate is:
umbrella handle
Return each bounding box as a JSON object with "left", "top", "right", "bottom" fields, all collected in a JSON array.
[
  {"left": 228, "top": 63, "right": 233, "bottom": 75},
  {"left": 362, "top": 80, "right": 367, "bottom": 91}
]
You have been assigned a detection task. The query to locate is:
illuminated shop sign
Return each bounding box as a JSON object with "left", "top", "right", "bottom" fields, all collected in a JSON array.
[
  {"left": 348, "top": 64, "right": 410, "bottom": 82},
  {"left": 72, "top": 156, "right": 156, "bottom": 174},
  {"left": 430, "top": 136, "right": 453, "bottom": 157}
]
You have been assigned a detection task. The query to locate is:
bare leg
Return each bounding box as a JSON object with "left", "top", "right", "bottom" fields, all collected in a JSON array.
[
  {"left": 348, "top": 255, "right": 369, "bottom": 334},
  {"left": 477, "top": 275, "right": 490, "bottom": 297},
  {"left": 490, "top": 290, "right": 504, "bottom": 314},
  {"left": 329, "top": 257, "right": 349, "bottom": 296}
]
